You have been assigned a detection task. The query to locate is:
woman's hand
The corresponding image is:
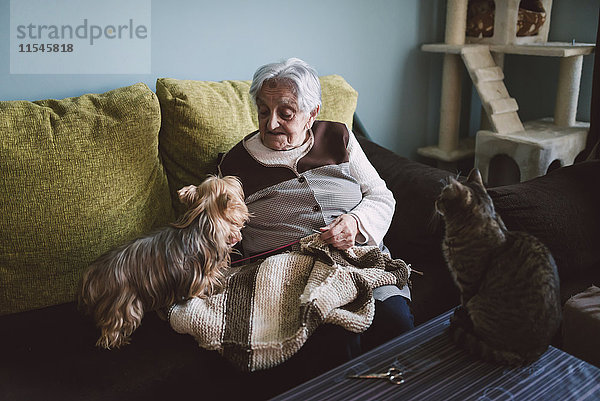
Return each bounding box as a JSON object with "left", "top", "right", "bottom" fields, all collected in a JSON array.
[{"left": 319, "top": 214, "right": 359, "bottom": 250}]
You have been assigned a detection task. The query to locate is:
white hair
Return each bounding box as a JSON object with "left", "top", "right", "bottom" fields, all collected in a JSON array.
[{"left": 249, "top": 58, "right": 322, "bottom": 114}]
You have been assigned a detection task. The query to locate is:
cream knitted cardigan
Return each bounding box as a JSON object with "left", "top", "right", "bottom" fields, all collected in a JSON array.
[
  {"left": 243, "top": 128, "right": 396, "bottom": 247},
  {"left": 169, "top": 234, "right": 410, "bottom": 372}
]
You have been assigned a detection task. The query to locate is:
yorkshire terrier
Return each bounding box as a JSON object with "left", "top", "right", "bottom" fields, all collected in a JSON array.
[{"left": 79, "top": 175, "right": 249, "bottom": 349}]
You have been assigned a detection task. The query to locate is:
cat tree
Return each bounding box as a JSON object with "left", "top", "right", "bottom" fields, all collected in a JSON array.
[{"left": 419, "top": 0, "right": 595, "bottom": 183}]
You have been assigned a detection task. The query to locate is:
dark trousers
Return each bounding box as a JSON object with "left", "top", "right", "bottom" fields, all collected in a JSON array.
[{"left": 360, "top": 295, "right": 415, "bottom": 353}]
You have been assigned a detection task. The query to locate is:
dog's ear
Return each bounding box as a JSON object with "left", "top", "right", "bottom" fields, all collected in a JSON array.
[
  {"left": 215, "top": 192, "right": 231, "bottom": 213},
  {"left": 220, "top": 176, "right": 245, "bottom": 207},
  {"left": 218, "top": 193, "right": 231, "bottom": 210},
  {"left": 178, "top": 185, "right": 199, "bottom": 207}
]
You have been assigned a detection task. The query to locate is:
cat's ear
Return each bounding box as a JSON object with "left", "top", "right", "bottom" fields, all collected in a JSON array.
[{"left": 467, "top": 168, "right": 484, "bottom": 186}]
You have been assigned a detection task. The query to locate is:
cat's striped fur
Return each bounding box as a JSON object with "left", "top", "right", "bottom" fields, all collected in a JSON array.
[{"left": 436, "top": 169, "right": 561, "bottom": 366}]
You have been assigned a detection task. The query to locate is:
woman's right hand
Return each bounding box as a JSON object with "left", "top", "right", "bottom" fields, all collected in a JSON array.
[{"left": 319, "top": 214, "right": 359, "bottom": 250}]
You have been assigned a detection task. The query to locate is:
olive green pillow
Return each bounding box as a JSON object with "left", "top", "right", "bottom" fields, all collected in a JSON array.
[
  {"left": 0, "top": 83, "right": 174, "bottom": 315},
  {"left": 156, "top": 75, "right": 358, "bottom": 213}
]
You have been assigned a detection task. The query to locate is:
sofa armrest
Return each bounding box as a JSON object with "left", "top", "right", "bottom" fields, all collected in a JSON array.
[
  {"left": 487, "top": 160, "right": 600, "bottom": 301},
  {"left": 357, "top": 137, "right": 460, "bottom": 323},
  {"left": 357, "top": 137, "right": 448, "bottom": 265}
]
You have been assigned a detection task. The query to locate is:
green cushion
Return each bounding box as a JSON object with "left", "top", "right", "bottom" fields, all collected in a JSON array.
[
  {"left": 156, "top": 75, "right": 358, "bottom": 213},
  {"left": 0, "top": 83, "right": 174, "bottom": 315}
]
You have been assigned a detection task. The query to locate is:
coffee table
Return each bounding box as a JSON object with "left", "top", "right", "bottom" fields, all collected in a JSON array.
[{"left": 271, "top": 310, "right": 600, "bottom": 400}]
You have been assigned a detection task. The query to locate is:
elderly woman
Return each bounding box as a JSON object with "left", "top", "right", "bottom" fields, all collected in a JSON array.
[{"left": 219, "top": 58, "right": 413, "bottom": 364}]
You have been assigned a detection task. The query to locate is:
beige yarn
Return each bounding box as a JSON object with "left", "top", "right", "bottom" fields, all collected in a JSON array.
[{"left": 169, "top": 234, "right": 409, "bottom": 371}]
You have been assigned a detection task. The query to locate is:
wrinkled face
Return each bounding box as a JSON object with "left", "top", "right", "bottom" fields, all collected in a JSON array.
[{"left": 256, "top": 79, "right": 316, "bottom": 151}]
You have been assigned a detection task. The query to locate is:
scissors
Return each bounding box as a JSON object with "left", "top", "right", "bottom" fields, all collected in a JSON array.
[{"left": 347, "top": 367, "right": 405, "bottom": 385}]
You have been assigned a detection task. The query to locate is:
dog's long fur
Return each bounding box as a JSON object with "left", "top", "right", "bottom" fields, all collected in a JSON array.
[{"left": 78, "top": 175, "right": 249, "bottom": 349}]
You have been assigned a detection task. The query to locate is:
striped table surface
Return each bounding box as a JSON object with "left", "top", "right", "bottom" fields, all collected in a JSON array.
[{"left": 271, "top": 310, "right": 600, "bottom": 401}]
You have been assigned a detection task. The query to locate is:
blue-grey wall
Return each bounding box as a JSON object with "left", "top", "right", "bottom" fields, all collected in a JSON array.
[{"left": 1, "top": 0, "right": 598, "bottom": 158}]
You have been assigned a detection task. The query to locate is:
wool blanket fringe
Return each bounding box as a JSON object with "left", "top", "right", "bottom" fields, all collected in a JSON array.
[{"left": 168, "top": 234, "right": 410, "bottom": 372}]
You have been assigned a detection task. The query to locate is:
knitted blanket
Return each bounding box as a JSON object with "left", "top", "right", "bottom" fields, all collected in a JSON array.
[{"left": 168, "top": 234, "right": 410, "bottom": 372}]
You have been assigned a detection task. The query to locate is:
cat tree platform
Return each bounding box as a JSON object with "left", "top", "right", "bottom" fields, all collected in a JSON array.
[
  {"left": 424, "top": 42, "right": 595, "bottom": 57},
  {"left": 417, "top": 138, "right": 475, "bottom": 162},
  {"left": 475, "top": 118, "right": 589, "bottom": 183}
]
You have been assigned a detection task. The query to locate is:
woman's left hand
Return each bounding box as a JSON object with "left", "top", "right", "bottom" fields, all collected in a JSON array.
[{"left": 319, "top": 214, "right": 359, "bottom": 250}]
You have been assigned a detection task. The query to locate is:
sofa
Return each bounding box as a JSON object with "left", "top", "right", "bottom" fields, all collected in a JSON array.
[{"left": 1, "top": 77, "right": 599, "bottom": 400}]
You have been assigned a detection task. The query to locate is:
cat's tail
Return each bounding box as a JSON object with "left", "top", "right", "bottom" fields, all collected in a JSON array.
[{"left": 448, "top": 308, "right": 543, "bottom": 367}]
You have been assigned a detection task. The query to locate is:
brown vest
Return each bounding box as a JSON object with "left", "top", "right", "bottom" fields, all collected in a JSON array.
[{"left": 219, "top": 120, "right": 349, "bottom": 197}]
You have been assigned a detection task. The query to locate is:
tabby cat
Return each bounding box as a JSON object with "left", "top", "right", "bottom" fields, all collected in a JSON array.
[{"left": 436, "top": 168, "right": 561, "bottom": 366}]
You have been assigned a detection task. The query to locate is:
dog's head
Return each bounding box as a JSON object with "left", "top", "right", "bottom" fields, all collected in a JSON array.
[{"left": 176, "top": 176, "right": 250, "bottom": 246}]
